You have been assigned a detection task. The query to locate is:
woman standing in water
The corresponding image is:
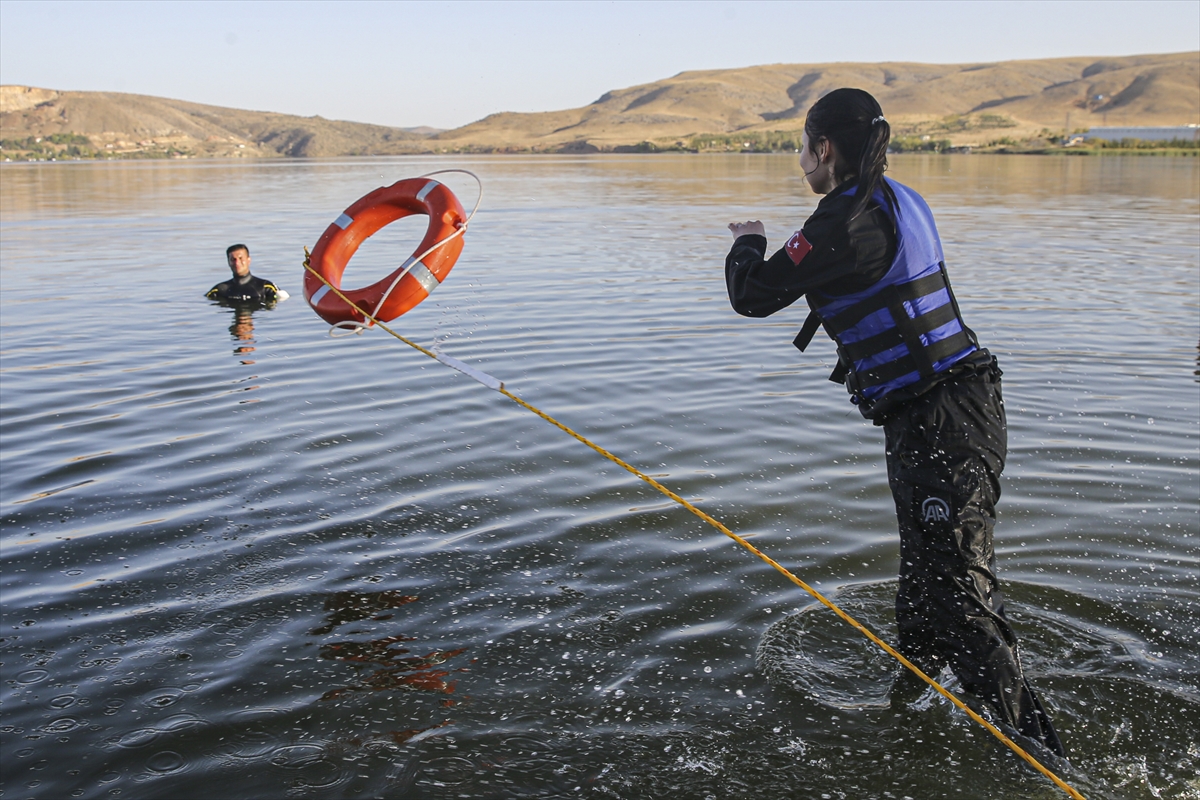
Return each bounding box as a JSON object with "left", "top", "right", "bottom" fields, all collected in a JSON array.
[{"left": 724, "top": 88, "right": 1064, "bottom": 756}]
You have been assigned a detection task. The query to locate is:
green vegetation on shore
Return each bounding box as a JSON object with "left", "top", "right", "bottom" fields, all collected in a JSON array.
[
  {"left": 1, "top": 133, "right": 96, "bottom": 159},
  {"left": 1, "top": 133, "right": 194, "bottom": 160},
  {"left": 688, "top": 132, "right": 801, "bottom": 152},
  {"left": 1088, "top": 137, "right": 1199, "bottom": 150},
  {"left": 985, "top": 136, "right": 1199, "bottom": 156},
  {"left": 611, "top": 133, "right": 1199, "bottom": 157},
  {"left": 4, "top": 133, "right": 1196, "bottom": 161}
]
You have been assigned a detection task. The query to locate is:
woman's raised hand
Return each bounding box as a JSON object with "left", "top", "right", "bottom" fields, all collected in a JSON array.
[{"left": 728, "top": 220, "right": 765, "bottom": 239}]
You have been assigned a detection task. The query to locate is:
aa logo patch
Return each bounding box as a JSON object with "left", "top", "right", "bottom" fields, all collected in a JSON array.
[{"left": 921, "top": 497, "right": 951, "bottom": 523}]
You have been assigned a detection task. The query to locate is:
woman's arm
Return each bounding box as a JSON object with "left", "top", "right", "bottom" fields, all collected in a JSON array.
[
  {"left": 724, "top": 194, "right": 895, "bottom": 318},
  {"left": 725, "top": 233, "right": 811, "bottom": 317}
]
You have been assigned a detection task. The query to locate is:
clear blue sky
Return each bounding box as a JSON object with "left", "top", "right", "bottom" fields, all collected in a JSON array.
[{"left": 1, "top": 0, "right": 1196, "bottom": 130}]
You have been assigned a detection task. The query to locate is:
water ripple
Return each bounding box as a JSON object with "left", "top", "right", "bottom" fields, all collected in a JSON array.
[{"left": 0, "top": 155, "right": 1195, "bottom": 800}]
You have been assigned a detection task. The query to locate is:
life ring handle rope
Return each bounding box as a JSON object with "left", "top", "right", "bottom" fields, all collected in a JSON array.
[{"left": 327, "top": 169, "right": 483, "bottom": 338}]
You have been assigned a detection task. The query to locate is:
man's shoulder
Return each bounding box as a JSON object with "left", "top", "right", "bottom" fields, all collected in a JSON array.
[
  {"left": 206, "top": 281, "right": 232, "bottom": 298},
  {"left": 255, "top": 276, "right": 289, "bottom": 301},
  {"left": 240, "top": 275, "right": 276, "bottom": 290}
]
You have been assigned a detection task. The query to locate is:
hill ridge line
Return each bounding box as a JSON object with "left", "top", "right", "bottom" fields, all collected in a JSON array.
[{"left": 2, "top": 51, "right": 1196, "bottom": 158}]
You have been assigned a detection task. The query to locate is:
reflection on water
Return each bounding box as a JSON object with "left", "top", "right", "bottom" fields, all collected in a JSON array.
[
  {"left": 319, "top": 640, "right": 468, "bottom": 700},
  {"left": 0, "top": 154, "right": 1197, "bottom": 800},
  {"left": 227, "top": 305, "right": 257, "bottom": 360},
  {"left": 310, "top": 590, "right": 420, "bottom": 635},
  {"left": 312, "top": 591, "right": 467, "bottom": 702}
]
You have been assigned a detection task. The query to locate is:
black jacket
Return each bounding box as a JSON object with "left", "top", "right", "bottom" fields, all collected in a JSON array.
[
  {"left": 725, "top": 180, "right": 895, "bottom": 317},
  {"left": 725, "top": 181, "right": 992, "bottom": 422},
  {"left": 206, "top": 275, "right": 281, "bottom": 304}
]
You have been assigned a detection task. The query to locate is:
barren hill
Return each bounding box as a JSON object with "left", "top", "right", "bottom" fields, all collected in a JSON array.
[
  {"left": 436, "top": 51, "right": 1199, "bottom": 150},
  {"left": 2, "top": 51, "right": 1196, "bottom": 158},
  {"left": 0, "top": 86, "right": 434, "bottom": 158}
]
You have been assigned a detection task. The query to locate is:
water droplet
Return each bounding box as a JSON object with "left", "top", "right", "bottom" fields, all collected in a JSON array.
[
  {"left": 116, "top": 728, "right": 160, "bottom": 749},
  {"left": 146, "top": 750, "right": 184, "bottom": 773},
  {"left": 142, "top": 688, "right": 183, "bottom": 708},
  {"left": 43, "top": 717, "right": 81, "bottom": 733}
]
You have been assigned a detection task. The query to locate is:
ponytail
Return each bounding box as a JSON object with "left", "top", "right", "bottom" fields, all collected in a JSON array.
[
  {"left": 803, "top": 89, "right": 897, "bottom": 221},
  {"left": 853, "top": 116, "right": 895, "bottom": 221}
]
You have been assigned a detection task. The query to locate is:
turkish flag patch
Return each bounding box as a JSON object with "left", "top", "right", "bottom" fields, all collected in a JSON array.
[{"left": 785, "top": 230, "right": 812, "bottom": 265}]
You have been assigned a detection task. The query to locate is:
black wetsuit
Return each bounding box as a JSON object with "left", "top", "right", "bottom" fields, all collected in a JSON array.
[
  {"left": 726, "top": 181, "right": 1064, "bottom": 757},
  {"left": 206, "top": 275, "right": 281, "bottom": 304}
]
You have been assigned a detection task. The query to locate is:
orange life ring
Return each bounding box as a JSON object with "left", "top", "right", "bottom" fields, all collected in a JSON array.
[{"left": 304, "top": 178, "right": 467, "bottom": 326}]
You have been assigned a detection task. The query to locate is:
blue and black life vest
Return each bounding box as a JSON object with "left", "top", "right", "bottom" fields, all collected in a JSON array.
[{"left": 793, "top": 178, "right": 978, "bottom": 408}]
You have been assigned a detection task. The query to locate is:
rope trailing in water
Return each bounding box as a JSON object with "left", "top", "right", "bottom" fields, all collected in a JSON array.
[{"left": 300, "top": 250, "right": 1085, "bottom": 800}]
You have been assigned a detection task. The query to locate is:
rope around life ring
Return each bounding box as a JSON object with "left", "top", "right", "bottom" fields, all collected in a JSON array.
[{"left": 303, "top": 172, "right": 480, "bottom": 333}]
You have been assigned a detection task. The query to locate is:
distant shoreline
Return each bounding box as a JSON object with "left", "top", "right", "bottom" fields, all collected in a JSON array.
[{"left": 3, "top": 146, "right": 1197, "bottom": 164}]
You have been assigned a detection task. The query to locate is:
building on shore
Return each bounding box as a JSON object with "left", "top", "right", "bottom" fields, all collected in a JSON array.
[{"left": 1085, "top": 125, "right": 1199, "bottom": 142}]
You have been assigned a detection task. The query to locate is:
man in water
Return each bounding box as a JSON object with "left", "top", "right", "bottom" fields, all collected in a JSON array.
[{"left": 206, "top": 244, "right": 288, "bottom": 304}]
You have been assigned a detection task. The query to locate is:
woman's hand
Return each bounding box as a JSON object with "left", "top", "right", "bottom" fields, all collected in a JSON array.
[{"left": 728, "top": 220, "right": 765, "bottom": 239}]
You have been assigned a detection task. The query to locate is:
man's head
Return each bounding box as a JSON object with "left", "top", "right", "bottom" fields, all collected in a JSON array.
[{"left": 226, "top": 244, "right": 251, "bottom": 278}]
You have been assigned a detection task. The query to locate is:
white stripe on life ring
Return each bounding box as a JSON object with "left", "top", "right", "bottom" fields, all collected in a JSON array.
[
  {"left": 408, "top": 261, "right": 440, "bottom": 294},
  {"left": 310, "top": 285, "right": 331, "bottom": 305},
  {"left": 334, "top": 213, "right": 353, "bottom": 230},
  {"left": 416, "top": 181, "right": 439, "bottom": 202}
]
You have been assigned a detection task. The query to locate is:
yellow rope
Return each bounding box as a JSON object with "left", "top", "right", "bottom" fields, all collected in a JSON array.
[{"left": 301, "top": 249, "right": 1085, "bottom": 800}]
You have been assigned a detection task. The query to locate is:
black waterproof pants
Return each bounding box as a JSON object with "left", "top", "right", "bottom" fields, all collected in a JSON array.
[{"left": 882, "top": 357, "right": 1064, "bottom": 756}]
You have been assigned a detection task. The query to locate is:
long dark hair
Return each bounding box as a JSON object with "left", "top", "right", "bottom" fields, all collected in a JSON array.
[{"left": 804, "top": 88, "right": 896, "bottom": 220}]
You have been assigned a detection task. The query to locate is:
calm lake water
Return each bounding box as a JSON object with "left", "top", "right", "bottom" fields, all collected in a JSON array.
[{"left": 1, "top": 154, "right": 1197, "bottom": 800}]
